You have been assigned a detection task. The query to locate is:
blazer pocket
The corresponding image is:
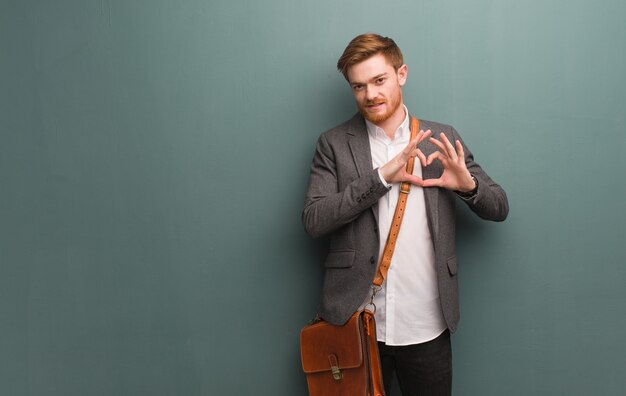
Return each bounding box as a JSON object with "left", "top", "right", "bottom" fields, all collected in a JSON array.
[
  {"left": 447, "top": 256, "right": 458, "bottom": 276},
  {"left": 324, "top": 250, "right": 356, "bottom": 269}
]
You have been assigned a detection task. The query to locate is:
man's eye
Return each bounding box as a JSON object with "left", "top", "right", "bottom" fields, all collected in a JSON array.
[
  {"left": 376, "top": 78, "right": 385, "bottom": 84},
  {"left": 353, "top": 85, "right": 364, "bottom": 91}
]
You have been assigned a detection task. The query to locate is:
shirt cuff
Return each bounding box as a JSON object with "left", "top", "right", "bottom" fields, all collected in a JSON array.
[
  {"left": 377, "top": 168, "right": 392, "bottom": 189},
  {"left": 455, "top": 175, "right": 479, "bottom": 199}
]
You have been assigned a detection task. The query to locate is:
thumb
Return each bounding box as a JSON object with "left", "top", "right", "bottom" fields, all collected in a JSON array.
[
  {"left": 421, "top": 177, "right": 443, "bottom": 188},
  {"left": 404, "top": 174, "right": 424, "bottom": 186}
]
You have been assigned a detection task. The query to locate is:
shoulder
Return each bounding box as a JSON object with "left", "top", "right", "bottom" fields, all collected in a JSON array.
[
  {"left": 415, "top": 117, "right": 456, "bottom": 134},
  {"left": 412, "top": 117, "right": 464, "bottom": 141}
]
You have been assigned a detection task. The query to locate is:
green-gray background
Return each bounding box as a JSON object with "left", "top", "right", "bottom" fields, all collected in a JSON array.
[{"left": 2, "top": 0, "right": 625, "bottom": 394}]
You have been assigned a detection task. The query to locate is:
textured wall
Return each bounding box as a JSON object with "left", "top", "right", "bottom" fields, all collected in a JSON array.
[{"left": 1, "top": 0, "right": 625, "bottom": 394}]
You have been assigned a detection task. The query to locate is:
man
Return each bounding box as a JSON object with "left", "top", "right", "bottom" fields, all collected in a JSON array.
[{"left": 302, "top": 33, "right": 508, "bottom": 395}]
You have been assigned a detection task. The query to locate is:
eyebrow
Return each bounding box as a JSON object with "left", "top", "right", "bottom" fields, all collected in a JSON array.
[{"left": 350, "top": 72, "right": 388, "bottom": 86}]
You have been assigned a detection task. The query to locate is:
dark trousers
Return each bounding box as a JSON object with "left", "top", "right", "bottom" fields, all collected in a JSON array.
[{"left": 378, "top": 330, "right": 452, "bottom": 396}]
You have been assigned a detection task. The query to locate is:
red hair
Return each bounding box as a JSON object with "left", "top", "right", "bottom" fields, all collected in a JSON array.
[{"left": 337, "top": 33, "right": 404, "bottom": 80}]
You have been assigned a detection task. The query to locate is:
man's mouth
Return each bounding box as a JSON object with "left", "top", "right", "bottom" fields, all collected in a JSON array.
[{"left": 367, "top": 101, "right": 385, "bottom": 110}]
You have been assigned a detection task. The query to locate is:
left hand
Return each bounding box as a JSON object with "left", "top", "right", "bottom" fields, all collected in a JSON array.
[
  {"left": 379, "top": 129, "right": 432, "bottom": 185},
  {"left": 417, "top": 132, "right": 476, "bottom": 192}
]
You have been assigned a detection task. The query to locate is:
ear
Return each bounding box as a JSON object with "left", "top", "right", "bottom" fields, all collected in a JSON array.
[{"left": 397, "top": 64, "right": 408, "bottom": 87}]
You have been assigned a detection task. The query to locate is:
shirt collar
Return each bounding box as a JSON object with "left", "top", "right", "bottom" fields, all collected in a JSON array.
[{"left": 365, "top": 105, "right": 410, "bottom": 142}]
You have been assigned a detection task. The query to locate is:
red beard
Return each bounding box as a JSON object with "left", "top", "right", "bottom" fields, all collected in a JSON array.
[{"left": 358, "top": 90, "right": 402, "bottom": 124}]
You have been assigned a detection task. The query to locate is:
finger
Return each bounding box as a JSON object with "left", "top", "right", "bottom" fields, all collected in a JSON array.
[
  {"left": 428, "top": 137, "right": 448, "bottom": 155},
  {"left": 426, "top": 151, "right": 448, "bottom": 167},
  {"left": 403, "top": 174, "right": 424, "bottom": 186},
  {"left": 417, "top": 129, "right": 432, "bottom": 145},
  {"left": 455, "top": 140, "right": 466, "bottom": 163},
  {"left": 440, "top": 133, "right": 458, "bottom": 161},
  {"left": 404, "top": 137, "right": 419, "bottom": 154},
  {"left": 422, "top": 177, "right": 443, "bottom": 188},
  {"left": 395, "top": 138, "right": 418, "bottom": 164},
  {"left": 416, "top": 148, "right": 428, "bottom": 167}
]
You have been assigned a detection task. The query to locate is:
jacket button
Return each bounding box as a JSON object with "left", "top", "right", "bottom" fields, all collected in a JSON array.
[{"left": 370, "top": 256, "right": 375, "bottom": 264}]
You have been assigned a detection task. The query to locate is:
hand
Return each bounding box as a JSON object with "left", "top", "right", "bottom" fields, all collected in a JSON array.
[
  {"left": 419, "top": 133, "right": 476, "bottom": 192},
  {"left": 379, "top": 129, "right": 432, "bottom": 185}
]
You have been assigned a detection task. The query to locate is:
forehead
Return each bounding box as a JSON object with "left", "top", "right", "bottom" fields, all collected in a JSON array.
[{"left": 347, "top": 53, "right": 395, "bottom": 83}]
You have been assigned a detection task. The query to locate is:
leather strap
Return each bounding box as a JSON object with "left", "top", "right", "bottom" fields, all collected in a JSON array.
[{"left": 372, "top": 117, "right": 419, "bottom": 287}]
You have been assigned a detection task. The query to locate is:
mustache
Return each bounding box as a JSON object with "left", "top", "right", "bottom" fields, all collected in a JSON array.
[{"left": 365, "top": 99, "right": 386, "bottom": 106}]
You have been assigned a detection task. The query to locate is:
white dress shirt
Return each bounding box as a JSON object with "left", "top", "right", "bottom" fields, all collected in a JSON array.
[{"left": 364, "top": 106, "right": 447, "bottom": 346}]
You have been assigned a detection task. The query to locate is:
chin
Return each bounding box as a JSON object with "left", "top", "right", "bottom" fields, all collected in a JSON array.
[{"left": 363, "top": 111, "right": 392, "bottom": 124}]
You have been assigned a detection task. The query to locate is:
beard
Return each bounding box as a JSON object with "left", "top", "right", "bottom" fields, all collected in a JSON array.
[{"left": 358, "top": 89, "right": 403, "bottom": 124}]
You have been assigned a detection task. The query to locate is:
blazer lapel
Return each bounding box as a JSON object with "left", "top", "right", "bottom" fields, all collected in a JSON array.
[
  {"left": 346, "top": 114, "right": 380, "bottom": 224},
  {"left": 347, "top": 115, "right": 371, "bottom": 177}
]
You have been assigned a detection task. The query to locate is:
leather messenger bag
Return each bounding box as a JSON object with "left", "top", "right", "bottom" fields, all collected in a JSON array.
[
  {"left": 300, "top": 117, "right": 421, "bottom": 396},
  {"left": 300, "top": 310, "right": 383, "bottom": 396}
]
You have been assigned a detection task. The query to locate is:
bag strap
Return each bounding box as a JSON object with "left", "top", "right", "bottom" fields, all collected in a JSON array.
[{"left": 372, "top": 116, "right": 419, "bottom": 287}]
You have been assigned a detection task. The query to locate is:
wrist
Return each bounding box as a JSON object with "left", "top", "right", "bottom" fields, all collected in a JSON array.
[
  {"left": 456, "top": 175, "right": 478, "bottom": 197},
  {"left": 376, "top": 168, "right": 391, "bottom": 188},
  {"left": 379, "top": 163, "right": 393, "bottom": 184}
]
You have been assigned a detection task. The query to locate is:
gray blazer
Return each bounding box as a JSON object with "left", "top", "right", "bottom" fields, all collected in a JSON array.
[{"left": 302, "top": 113, "right": 509, "bottom": 332}]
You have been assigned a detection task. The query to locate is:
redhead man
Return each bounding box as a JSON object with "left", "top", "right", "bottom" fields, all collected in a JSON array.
[{"left": 302, "top": 33, "right": 508, "bottom": 395}]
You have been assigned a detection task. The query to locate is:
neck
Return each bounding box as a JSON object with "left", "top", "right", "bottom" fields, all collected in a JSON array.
[{"left": 375, "top": 104, "right": 406, "bottom": 140}]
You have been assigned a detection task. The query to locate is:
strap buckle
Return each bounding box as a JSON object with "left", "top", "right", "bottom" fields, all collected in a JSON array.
[{"left": 365, "top": 285, "right": 381, "bottom": 314}]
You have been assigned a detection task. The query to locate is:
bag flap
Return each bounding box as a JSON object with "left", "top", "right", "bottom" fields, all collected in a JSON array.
[{"left": 300, "top": 312, "right": 364, "bottom": 374}]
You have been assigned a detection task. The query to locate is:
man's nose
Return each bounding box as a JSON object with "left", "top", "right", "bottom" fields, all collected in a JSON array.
[{"left": 365, "top": 85, "right": 379, "bottom": 101}]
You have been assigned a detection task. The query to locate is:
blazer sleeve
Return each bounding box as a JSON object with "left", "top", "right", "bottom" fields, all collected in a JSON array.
[
  {"left": 301, "top": 133, "right": 390, "bottom": 239},
  {"left": 452, "top": 127, "right": 509, "bottom": 221}
]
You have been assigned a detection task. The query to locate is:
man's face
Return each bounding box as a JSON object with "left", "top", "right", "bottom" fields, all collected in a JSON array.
[{"left": 346, "top": 53, "right": 407, "bottom": 124}]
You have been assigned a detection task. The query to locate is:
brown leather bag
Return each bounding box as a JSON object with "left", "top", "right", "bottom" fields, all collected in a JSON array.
[
  {"left": 300, "top": 310, "right": 384, "bottom": 396},
  {"left": 300, "top": 118, "right": 420, "bottom": 396}
]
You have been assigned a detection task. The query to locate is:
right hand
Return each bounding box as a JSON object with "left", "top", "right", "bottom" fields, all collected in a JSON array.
[{"left": 379, "top": 129, "right": 432, "bottom": 185}]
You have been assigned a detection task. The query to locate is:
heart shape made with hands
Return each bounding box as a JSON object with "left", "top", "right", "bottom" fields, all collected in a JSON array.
[{"left": 382, "top": 129, "right": 476, "bottom": 192}]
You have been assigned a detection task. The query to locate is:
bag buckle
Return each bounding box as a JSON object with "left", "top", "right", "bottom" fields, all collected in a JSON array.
[{"left": 328, "top": 354, "right": 342, "bottom": 380}]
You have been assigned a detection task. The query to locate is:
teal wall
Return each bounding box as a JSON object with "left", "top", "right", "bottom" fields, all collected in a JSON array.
[{"left": 2, "top": 0, "right": 625, "bottom": 394}]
